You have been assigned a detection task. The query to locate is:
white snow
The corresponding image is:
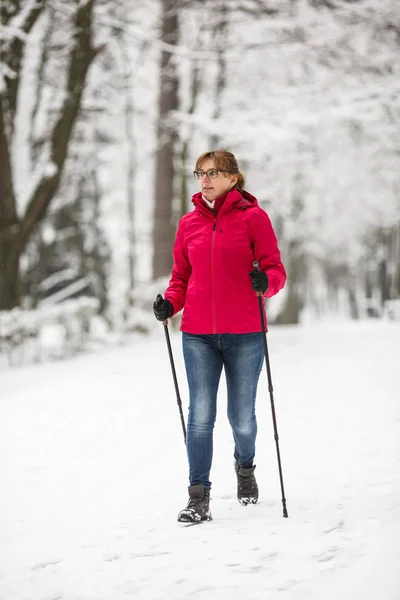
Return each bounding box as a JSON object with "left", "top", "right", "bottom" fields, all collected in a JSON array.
[{"left": 0, "top": 320, "right": 399, "bottom": 599}]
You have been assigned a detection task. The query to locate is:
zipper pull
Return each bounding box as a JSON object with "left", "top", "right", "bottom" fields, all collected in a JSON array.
[{"left": 212, "top": 222, "right": 216, "bottom": 231}]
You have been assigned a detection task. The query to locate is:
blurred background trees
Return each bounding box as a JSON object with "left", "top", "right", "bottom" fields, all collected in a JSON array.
[
  {"left": 0, "top": 0, "right": 100, "bottom": 310},
  {"left": 1, "top": 0, "right": 399, "bottom": 327}
]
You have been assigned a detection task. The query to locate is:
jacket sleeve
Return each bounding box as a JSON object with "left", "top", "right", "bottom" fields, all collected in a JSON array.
[
  {"left": 164, "top": 218, "right": 192, "bottom": 314},
  {"left": 248, "top": 209, "right": 286, "bottom": 298}
]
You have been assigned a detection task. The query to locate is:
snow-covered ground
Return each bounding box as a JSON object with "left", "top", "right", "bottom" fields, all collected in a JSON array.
[{"left": 1, "top": 320, "right": 399, "bottom": 600}]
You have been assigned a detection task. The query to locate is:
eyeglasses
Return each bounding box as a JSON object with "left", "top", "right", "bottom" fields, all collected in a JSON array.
[{"left": 193, "top": 169, "right": 229, "bottom": 180}]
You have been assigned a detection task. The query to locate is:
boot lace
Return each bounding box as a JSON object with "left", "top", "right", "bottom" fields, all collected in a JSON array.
[
  {"left": 187, "top": 497, "right": 202, "bottom": 510},
  {"left": 183, "top": 493, "right": 209, "bottom": 520}
]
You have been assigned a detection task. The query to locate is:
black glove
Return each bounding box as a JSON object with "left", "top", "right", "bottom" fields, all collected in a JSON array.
[
  {"left": 153, "top": 294, "right": 174, "bottom": 321},
  {"left": 249, "top": 269, "right": 269, "bottom": 293}
]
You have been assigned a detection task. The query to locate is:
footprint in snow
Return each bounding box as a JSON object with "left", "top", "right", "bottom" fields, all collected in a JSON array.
[
  {"left": 323, "top": 519, "right": 345, "bottom": 534},
  {"left": 315, "top": 545, "right": 339, "bottom": 563},
  {"left": 103, "top": 553, "right": 121, "bottom": 562},
  {"left": 31, "top": 560, "right": 62, "bottom": 571}
]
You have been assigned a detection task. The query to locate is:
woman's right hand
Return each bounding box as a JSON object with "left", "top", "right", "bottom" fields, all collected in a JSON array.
[{"left": 153, "top": 294, "right": 174, "bottom": 321}]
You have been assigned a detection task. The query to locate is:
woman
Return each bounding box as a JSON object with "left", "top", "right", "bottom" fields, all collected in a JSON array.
[{"left": 153, "top": 150, "right": 286, "bottom": 523}]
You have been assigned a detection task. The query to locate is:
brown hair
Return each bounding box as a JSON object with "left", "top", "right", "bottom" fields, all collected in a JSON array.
[{"left": 195, "top": 150, "right": 245, "bottom": 191}]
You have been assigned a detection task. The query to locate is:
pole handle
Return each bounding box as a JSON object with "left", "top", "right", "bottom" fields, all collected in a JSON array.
[
  {"left": 155, "top": 294, "right": 170, "bottom": 326},
  {"left": 253, "top": 261, "right": 263, "bottom": 297}
]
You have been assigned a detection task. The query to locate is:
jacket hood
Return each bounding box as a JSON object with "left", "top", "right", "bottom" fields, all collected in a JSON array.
[{"left": 191, "top": 188, "right": 259, "bottom": 213}]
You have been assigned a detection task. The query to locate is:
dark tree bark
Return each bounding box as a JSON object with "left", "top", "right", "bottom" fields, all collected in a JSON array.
[
  {"left": 0, "top": 0, "right": 98, "bottom": 310},
  {"left": 152, "top": 0, "right": 179, "bottom": 280}
]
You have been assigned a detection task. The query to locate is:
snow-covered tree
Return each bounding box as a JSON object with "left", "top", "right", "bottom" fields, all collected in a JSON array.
[{"left": 0, "top": 0, "right": 99, "bottom": 310}]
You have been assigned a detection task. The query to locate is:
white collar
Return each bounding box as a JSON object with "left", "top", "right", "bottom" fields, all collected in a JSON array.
[{"left": 202, "top": 195, "right": 215, "bottom": 209}]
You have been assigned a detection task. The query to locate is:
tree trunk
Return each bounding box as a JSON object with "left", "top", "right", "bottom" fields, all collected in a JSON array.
[
  {"left": 348, "top": 286, "right": 359, "bottom": 319},
  {"left": 0, "top": 233, "right": 22, "bottom": 309},
  {"left": 276, "top": 178, "right": 306, "bottom": 324},
  {"left": 152, "top": 0, "right": 179, "bottom": 280},
  {"left": 277, "top": 241, "right": 305, "bottom": 324},
  {"left": 379, "top": 259, "right": 390, "bottom": 307}
]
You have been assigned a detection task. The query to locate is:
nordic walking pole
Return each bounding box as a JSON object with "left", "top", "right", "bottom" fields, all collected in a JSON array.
[
  {"left": 162, "top": 317, "right": 187, "bottom": 444},
  {"left": 253, "top": 261, "right": 288, "bottom": 518}
]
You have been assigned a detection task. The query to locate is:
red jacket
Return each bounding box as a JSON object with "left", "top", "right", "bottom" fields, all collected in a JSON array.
[{"left": 164, "top": 188, "right": 286, "bottom": 334}]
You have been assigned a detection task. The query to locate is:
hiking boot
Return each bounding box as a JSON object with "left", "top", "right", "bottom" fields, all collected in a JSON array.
[
  {"left": 235, "top": 462, "right": 259, "bottom": 505},
  {"left": 177, "top": 484, "right": 212, "bottom": 523}
]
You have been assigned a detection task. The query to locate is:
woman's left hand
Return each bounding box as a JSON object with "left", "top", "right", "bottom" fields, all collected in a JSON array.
[{"left": 248, "top": 269, "right": 269, "bottom": 293}]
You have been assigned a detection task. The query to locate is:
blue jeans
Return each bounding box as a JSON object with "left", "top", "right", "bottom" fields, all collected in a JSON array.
[{"left": 182, "top": 332, "right": 264, "bottom": 490}]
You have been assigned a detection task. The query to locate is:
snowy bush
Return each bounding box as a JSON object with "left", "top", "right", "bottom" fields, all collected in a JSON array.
[
  {"left": 383, "top": 300, "right": 400, "bottom": 321},
  {"left": 0, "top": 297, "right": 102, "bottom": 367}
]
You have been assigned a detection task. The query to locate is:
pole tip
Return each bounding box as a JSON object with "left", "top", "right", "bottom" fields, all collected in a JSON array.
[{"left": 253, "top": 260, "right": 259, "bottom": 270}]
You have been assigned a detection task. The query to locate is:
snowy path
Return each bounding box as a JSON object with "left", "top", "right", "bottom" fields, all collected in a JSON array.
[{"left": 1, "top": 321, "right": 399, "bottom": 599}]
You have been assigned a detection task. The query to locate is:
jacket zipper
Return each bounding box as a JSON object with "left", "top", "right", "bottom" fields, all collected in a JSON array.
[{"left": 211, "top": 220, "right": 217, "bottom": 333}]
